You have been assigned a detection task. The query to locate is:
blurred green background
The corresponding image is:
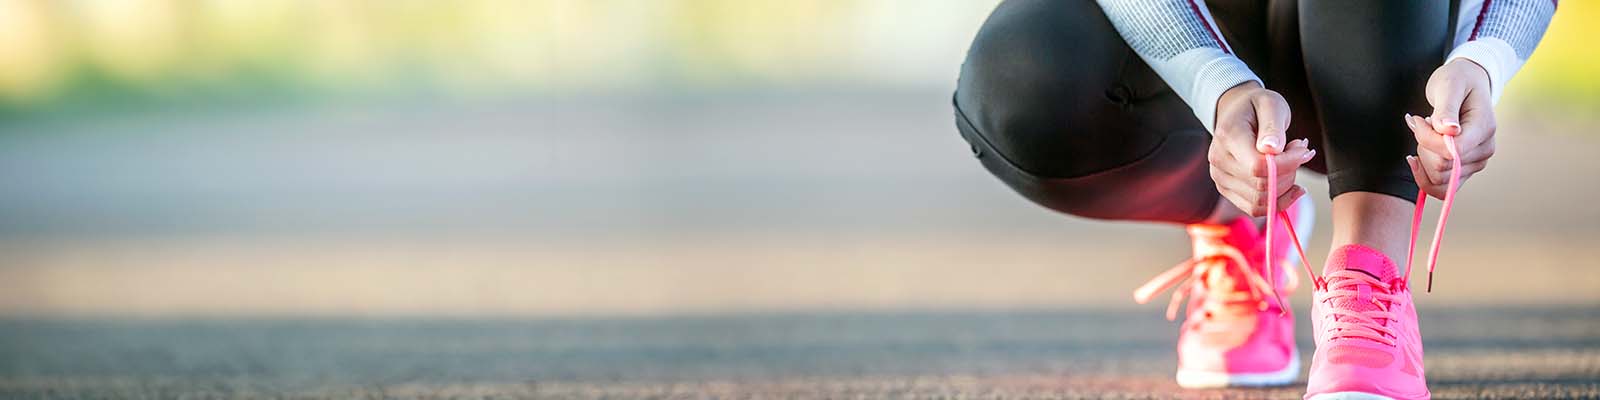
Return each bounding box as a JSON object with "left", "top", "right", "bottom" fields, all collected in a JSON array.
[
  {"left": 0, "top": 1, "right": 1000, "bottom": 116},
  {"left": 0, "top": 1, "right": 1591, "bottom": 114},
  {"left": 0, "top": 1, "right": 1595, "bottom": 318}
]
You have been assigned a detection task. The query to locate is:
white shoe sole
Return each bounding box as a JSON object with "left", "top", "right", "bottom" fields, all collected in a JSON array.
[
  {"left": 1306, "top": 392, "right": 1397, "bottom": 400},
  {"left": 1175, "top": 348, "right": 1300, "bottom": 388}
]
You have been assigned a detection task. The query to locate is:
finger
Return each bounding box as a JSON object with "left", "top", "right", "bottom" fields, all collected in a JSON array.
[
  {"left": 1251, "top": 139, "right": 1314, "bottom": 177},
  {"left": 1268, "top": 171, "right": 1299, "bottom": 198},
  {"left": 1212, "top": 170, "right": 1275, "bottom": 216},
  {"left": 1418, "top": 146, "right": 1451, "bottom": 186},
  {"left": 1219, "top": 168, "right": 1298, "bottom": 212},
  {"left": 1280, "top": 137, "right": 1311, "bottom": 160},
  {"left": 1220, "top": 189, "right": 1264, "bottom": 217},
  {"left": 1216, "top": 126, "right": 1264, "bottom": 178},
  {"left": 1449, "top": 158, "right": 1487, "bottom": 182},
  {"left": 1454, "top": 161, "right": 1486, "bottom": 187},
  {"left": 1431, "top": 115, "right": 1497, "bottom": 165},
  {"left": 1274, "top": 184, "right": 1306, "bottom": 209},
  {"left": 1426, "top": 77, "right": 1468, "bottom": 136},
  {"left": 1239, "top": 168, "right": 1300, "bottom": 195},
  {"left": 1406, "top": 155, "right": 1437, "bottom": 199},
  {"left": 1212, "top": 167, "right": 1258, "bottom": 198},
  {"left": 1454, "top": 107, "right": 1497, "bottom": 161},
  {"left": 1458, "top": 135, "right": 1495, "bottom": 164},
  {"left": 1253, "top": 94, "right": 1292, "bottom": 154},
  {"left": 1406, "top": 114, "right": 1453, "bottom": 161},
  {"left": 1407, "top": 155, "right": 1446, "bottom": 200},
  {"left": 1462, "top": 159, "right": 1487, "bottom": 176}
]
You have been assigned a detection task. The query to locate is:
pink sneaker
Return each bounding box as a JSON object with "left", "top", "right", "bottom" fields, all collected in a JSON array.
[
  {"left": 1299, "top": 119, "right": 1464, "bottom": 400},
  {"left": 1303, "top": 245, "right": 1429, "bottom": 400},
  {"left": 1134, "top": 198, "right": 1313, "bottom": 388}
]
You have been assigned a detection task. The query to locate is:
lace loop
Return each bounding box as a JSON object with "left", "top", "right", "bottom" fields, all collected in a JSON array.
[
  {"left": 1319, "top": 270, "right": 1404, "bottom": 346},
  {"left": 1263, "top": 153, "right": 1313, "bottom": 314},
  {"left": 1132, "top": 226, "right": 1278, "bottom": 321}
]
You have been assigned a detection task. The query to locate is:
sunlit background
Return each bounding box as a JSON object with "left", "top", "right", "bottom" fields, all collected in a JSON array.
[{"left": 1, "top": 1, "right": 1596, "bottom": 318}]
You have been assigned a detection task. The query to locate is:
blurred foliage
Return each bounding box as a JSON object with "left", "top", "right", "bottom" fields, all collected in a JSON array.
[
  {"left": 0, "top": 0, "right": 993, "bottom": 113},
  {"left": 1506, "top": 0, "right": 1600, "bottom": 114},
  {"left": 0, "top": 0, "right": 1591, "bottom": 114}
]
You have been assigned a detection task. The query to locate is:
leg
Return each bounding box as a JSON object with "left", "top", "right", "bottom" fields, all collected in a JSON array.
[
  {"left": 1299, "top": 0, "right": 1452, "bottom": 266},
  {"left": 1297, "top": 4, "right": 1453, "bottom": 398},
  {"left": 953, "top": 0, "right": 1222, "bottom": 225},
  {"left": 955, "top": 4, "right": 1308, "bottom": 388}
]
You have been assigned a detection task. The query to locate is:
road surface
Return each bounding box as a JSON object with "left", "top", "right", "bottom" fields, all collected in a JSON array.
[{"left": 1, "top": 307, "right": 1596, "bottom": 399}]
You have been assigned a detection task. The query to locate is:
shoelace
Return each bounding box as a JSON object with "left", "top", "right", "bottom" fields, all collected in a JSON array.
[
  {"left": 1263, "top": 155, "right": 1310, "bottom": 315},
  {"left": 1318, "top": 269, "right": 1404, "bottom": 345},
  {"left": 1132, "top": 224, "right": 1283, "bottom": 321},
  {"left": 1408, "top": 122, "right": 1463, "bottom": 292}
]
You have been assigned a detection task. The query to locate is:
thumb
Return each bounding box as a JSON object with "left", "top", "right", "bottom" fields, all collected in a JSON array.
[
  {"left": 1252, "top": 92, "right": 1291, "bottom": 154},
  {"left": 1427, "top": 80, "right": 1467, "bottom": 136}
]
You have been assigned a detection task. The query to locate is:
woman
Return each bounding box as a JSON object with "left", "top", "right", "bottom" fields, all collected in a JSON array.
[{"left": 951, "top": 1, "right": 1554, "bottom": 398}]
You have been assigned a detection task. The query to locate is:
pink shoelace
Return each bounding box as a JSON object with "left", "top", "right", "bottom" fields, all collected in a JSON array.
[
  {"left": 1409, "top": 124, "right": 1464, "bottom": 292},
  {"left": 1317, "top": 269, "right": 1407, "bottom": 344},
  {"left": 1132, "top": 223, "right": 1286, "bottom": 320}
]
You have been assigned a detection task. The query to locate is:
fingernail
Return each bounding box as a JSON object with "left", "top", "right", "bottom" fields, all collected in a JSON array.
[
  {"left": 1303, "top": 149, "right": 1316, "bottom": 160},
  {"left": 1261, "top": 137, "right": 1282, "bottom": 151},
  {"left": 1443, "top": 120, "right": 1462, "bottom": 134},
  {"left": 1404, "top": 114, "right": 1416, "bottom": 128}
]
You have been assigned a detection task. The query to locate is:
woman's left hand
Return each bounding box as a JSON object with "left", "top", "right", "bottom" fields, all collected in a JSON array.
[{"left": 1404, "top": 58, "right": 1497, "bottom": 200}]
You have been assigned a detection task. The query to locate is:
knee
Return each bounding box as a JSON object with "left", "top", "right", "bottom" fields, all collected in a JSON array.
[
  {"left": 954, "top": 0, "right": 1148, "bottom": 179},
  {"left": 956, "top": 0, "right": 1124, "bottom": 128}
]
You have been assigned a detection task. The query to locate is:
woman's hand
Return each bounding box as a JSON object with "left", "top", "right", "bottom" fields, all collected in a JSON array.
[
  {"left": 1210, "top": 81, "right": 1314, "bottom": 216},
  {"left": 1405, "top": 58, "right": 1496, "bottom": 199}
]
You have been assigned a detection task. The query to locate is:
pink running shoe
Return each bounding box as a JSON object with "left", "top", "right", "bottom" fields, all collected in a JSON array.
[
  {"left": 1298, "top": 116, "right": 1464, "bottom": 399},
  {"left": 1133, "top": 198, "right": 1313, "bottom": 388},
  {"left": 1304, "top": 245, "right": 1429, "bottom": 400}
]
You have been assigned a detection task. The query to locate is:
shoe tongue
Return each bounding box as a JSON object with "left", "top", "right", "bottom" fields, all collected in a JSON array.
[
  {"left": 1322, "top": 245, "right": 1397, "bottom": 342},
  {"left": 1323, "top": 244, "right": 1398, "bottom": 282},
  {"left": 1221, "top": 217, "right": 1260, "bottom": 250},
  {"left": 1195, "top": 217, "right": 1263, "bottom": 305}
]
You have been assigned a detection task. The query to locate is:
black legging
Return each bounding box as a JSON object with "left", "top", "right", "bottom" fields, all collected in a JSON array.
[{"left": 953, "top": 0, "right": 1453, "bottom": 224}]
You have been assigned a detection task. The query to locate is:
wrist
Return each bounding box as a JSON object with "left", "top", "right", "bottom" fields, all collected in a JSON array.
[
  {"left": 1214, "top": 81, "right": 1262, "bottom": 128},
  {"left": 1446, "top": 38, "right": 1519, "bottom": 104},
  {"left": 1219, "top": 81, "right": 1262, "bottom": 102},
  {"left": 1447, "top": 58, "right": 1490, "bottom": 83}
]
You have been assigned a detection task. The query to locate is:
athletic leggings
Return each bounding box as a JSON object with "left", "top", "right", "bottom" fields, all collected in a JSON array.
[{"left": 953, "top": 0, "right": 1455, "bottom": 224}]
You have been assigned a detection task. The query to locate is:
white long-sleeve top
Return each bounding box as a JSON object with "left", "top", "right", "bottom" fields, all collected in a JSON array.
[{"left": 1094, "top": 0, "right": 1556, "bottom": 134}]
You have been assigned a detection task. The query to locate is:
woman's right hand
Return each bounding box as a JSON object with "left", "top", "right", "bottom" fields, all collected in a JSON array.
[{"left": 1209, "top": 81, "right": 1315, "bottom": 216}]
